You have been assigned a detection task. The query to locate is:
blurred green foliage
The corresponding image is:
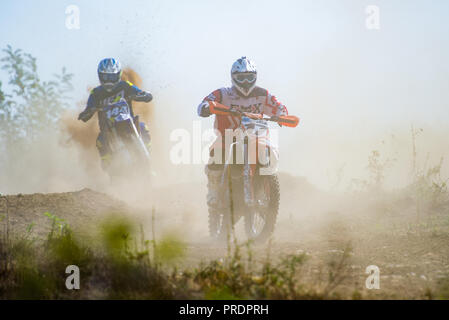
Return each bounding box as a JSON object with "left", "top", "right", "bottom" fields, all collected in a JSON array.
[
  {"left": 0, "top": 45, "right": 73, "bottom": 157},
  {"left": 0, "top": 211, "right": 355, "bottom": 300}
]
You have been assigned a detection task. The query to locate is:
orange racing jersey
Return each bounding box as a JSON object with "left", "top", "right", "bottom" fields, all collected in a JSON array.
[{"left": 198, "top": 86, "right": 288, "bottom": 137}]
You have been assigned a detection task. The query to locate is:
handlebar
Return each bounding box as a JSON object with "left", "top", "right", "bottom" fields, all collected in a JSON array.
[{"left": 207, "top": 101, "right": 300, "bottom": 128}]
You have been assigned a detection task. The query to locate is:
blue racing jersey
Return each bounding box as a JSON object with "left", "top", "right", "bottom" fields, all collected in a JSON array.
[{"left": 79, "top": 80, "right": 152, "bottom": 131}]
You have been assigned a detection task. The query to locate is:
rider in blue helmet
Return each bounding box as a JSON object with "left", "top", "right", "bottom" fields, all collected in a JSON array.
[{"left": 78, "top": 58, "right": 153, "bottom": 170}]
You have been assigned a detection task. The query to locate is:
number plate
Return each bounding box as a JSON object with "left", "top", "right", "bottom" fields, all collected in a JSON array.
[{"left": 104, "top": 100, "right": 131, "bottom": 122}]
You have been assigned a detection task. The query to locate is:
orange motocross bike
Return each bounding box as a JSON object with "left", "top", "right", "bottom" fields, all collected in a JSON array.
[{"left": 207, "top": 101, "right": 299, "bottom": 243}]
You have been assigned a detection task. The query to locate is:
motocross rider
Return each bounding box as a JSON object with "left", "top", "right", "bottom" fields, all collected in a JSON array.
[
  {"left": 78, "top": 58, "right": 153, "bottom": 170},
  {"left": 197, "top": 56, "right": 288, "bottom": 210}
]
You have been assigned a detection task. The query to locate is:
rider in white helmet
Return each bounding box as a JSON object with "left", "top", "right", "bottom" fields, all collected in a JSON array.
[
  {"left": 78, "top": 58, "right": 153, "bottom": 171},
  {"left": 197, "top": 57, "right": 288, "bottom": 210}
]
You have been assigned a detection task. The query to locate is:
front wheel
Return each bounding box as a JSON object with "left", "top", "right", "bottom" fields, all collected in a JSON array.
[
  {"left": 208, "top": 208, "right": 233, "bottom": 243},
  {"left": 244, "top": 174, "right": 280, "bottom": 244}
]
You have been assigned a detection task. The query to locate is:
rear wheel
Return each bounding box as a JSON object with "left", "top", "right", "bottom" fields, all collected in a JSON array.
[{"left": 244, "top": 174, "right": 280, "bottom": 244}]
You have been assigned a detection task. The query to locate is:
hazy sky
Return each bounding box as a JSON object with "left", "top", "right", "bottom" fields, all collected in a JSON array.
[{"left": 1, "top": 0, "right": 448, "bottom": 188}]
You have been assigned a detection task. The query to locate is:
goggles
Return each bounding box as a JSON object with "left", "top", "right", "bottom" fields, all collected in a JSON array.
[
  {"left": 99, "top": 72, "right": 120, "bottom": 83},
  {"left": 233, "top": 72, "right": 256, "bottom": 83}
]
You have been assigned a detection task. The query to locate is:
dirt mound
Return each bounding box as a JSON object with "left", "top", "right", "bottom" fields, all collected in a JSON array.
[
  {"left": 0, "top": 188, "right": 130, "bottom": 238},
  {"left": 1, "top": 176, "right": 448, "bottom": 299}
]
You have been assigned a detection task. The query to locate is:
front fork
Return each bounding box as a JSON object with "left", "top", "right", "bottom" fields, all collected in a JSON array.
[
  {"left": 243, "top": 142, "right": 255, "bottom": 207},
  {"left": 221, "top": 142, "right": 256, "bottom": 208}
]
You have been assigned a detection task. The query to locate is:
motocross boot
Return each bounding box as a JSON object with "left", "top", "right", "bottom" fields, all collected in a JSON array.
[{"left": 96, "top": 133, "right": 112, "bottom": 171}]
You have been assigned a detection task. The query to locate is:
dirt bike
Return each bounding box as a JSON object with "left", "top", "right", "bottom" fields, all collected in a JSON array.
[
  {"left": 206, "top": 101, "right": 299, "bottom": 244},
  {"left": 99, "top": 96, "right": 151, "bottom": 181}
]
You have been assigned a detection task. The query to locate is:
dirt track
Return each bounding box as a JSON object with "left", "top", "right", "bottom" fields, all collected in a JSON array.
[{"left": 1, "top": 174, "right": 448, "bottom": 299}]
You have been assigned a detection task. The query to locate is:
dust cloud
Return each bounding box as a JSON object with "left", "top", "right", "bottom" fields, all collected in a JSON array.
[{"left": 1, "top": 68, "right": 448, "bottom": 247}]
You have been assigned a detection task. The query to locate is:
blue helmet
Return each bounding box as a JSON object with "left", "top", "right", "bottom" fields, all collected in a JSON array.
[{"left": 97, "top": 58, "right": 122, "bottom": 92}]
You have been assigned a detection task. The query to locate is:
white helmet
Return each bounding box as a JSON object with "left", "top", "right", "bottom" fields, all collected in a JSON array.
[
  {"left": 231, "top": 57, "right": 257, "bottom": 96},
  {"left": 98, "top": 58, "right": 122, "bottom": 92}
]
